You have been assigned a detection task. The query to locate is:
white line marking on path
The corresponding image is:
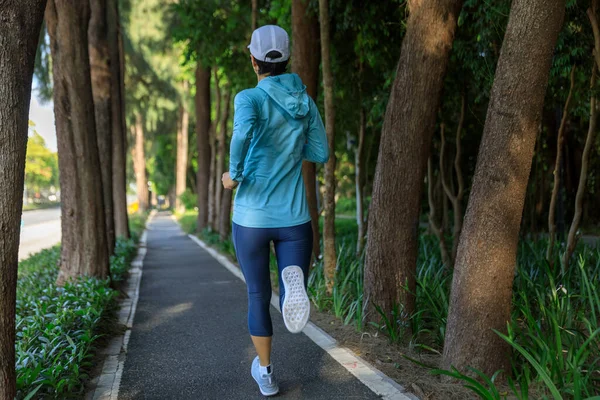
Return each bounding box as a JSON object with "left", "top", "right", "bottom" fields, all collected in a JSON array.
[
  {"left": 86, "top": 210, "right": 157, "bottom": 400},
  {"left": 187, "top": 232, "right": 418, "bottom": 400}
]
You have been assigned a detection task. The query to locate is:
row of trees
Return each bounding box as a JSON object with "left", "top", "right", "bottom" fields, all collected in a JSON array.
[
  {"left": 3, "top": 0, "right": 600, "bottom": 396},
  {"left": 171, "top": 0, "right": 600, "bottom": 379},
  {"left": 1, "top": 0, "right": 133, "bottom": 397}
]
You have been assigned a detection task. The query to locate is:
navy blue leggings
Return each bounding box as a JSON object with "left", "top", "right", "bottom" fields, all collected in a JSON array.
[{"left": 232, "top": 222, "right": 313, "bottom": 337}]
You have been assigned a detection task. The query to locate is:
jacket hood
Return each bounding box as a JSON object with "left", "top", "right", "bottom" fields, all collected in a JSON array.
[{"left": 257, "top": 73, "right": 310, "bottom": 119}]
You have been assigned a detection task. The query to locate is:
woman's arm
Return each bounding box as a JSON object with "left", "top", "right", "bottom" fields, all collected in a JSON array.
[
  {"left": 229, "top": 92, "right": 257, "bottom": 182},
  {"left": 303, "top": 98, "right": 330, "bottom": 164}
]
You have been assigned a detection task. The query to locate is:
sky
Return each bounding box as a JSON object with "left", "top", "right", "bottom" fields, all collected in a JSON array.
[{"left": 29, "top": 93, "right": 57, "bottom": 152}]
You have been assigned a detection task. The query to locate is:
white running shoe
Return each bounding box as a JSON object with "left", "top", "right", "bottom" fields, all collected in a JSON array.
[
  {"left": 251, "top": 356, "right": 279, "bottom": 397},
  {"left": 281, "top": 265, "right": 310, "bottom": 333}
]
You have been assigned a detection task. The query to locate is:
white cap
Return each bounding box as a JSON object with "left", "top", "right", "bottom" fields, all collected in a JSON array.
[{"left": 248, "top": 25, "right": 290, "bottom": 63}]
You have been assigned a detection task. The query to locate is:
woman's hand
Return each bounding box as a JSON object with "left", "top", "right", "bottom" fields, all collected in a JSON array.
[{"left": 222, "top": 172, "right": 239, "bottom": 190}]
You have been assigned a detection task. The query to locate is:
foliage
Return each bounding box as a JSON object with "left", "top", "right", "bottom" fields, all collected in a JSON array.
[
  {"left": 178, "top": 188, "right": 197, "bottom": 211},
  {"left": 14, "top": 211, "right": 147, "bottom": 399},
  {"left": 25, "top": 126, "right": 58, "bottom": 195}
]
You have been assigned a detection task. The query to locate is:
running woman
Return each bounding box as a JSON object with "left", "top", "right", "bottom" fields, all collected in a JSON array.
[{"left": 221, "top": 24, "right": 329, "bottom": 397}]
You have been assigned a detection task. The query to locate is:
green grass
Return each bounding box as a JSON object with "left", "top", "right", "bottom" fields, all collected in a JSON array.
[
  {"left": 15, "top": 212, "right": 146, "bottom": 399},
  {"left": 22, "top": 202, "right": 60, "bottom": 212},
  {"left": 176, "top": 209, "right": 600, "bottom": 398}
]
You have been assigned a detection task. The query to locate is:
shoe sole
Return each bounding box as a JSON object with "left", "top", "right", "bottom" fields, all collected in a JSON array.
[{"left": 281, "top": 266, "right": 310, "bottom": 333}]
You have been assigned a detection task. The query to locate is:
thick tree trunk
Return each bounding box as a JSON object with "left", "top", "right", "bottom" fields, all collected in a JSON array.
[
  {"left": 564, "top": 20, "right": 600, "bottom": 268},
  {"left": 132, "top": 112, "right": 148, "bottom": 212},
  {"left": 208, "top": 69, "right": 221, "bottom": 230},
  {"left": 0, "top": 2, "right": 46, "bottom": 397},
  {"left": 215, "top": 86, "right": 231, "bottom": 233},
  {"left": 547, "top": 65, "right": 576, "bottom": 265},
  {"left": 442, "top": 0, "right": 565, "bottom": 375},
  {"left": 108, "top": 0, "right": 130, "bottom": 239},
  {"left": 176, "top": 81, "right": 190, "bottom": 213},
  {"left": 47, "top": 0, "right": 110, "bottom": 284},
  {"left": 89, "top": 0, "right": 115, "bottom": 255},
  {"left": 196, "top": 65, "right": 211, "bottom": 231},
  {"left": 319, "top": 0, "right": 337, "bottom": 293},
  {"left": 292, "top": 0, "right": 321, "bottom": 261},
  {"left": 364, "top": 0, "right": 463, "bottom": 322}
]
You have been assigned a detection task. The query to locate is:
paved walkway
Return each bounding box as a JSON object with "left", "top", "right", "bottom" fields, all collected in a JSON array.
[{"left": 118, "top": 213, "right": 384, "bottom": 399}]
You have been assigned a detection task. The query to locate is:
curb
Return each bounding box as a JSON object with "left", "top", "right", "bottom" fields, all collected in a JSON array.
[
  {"left": 85, "top": 209, "right": 157, "bottom": 400},
  {"left": 186, "top": 232, "right": 418, "bottom": 400}
]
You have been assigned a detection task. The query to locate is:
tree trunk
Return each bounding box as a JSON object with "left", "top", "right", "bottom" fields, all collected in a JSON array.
[
  {"left": 318, "top": 0, "right": 336, "bottom": 293},
  {"left": 564, "top": 16, "right": 600, "bottom": 268},
  {"left": 547, "top": 65, "right": 576, "bottom": 266},
  {"left": 196, "top": 65, "right": 211, "bottom": 231},
  {"left": 176, "top": 81, "right": 190, "bottom": 213},
  {"left": 442, "top": 0, "right": 565, "bottom": 375},
  {"left": 356, "top": 74, "right": 366, "bottom": 256},
  {"left": 89, "top": 0, "right": 115, "bottom": 255},
  {"left": 428, "top": 158, "right": 452, "bottom": 268},
  {"left": 219, "top": 189, "right": 233, "bottom": 240},
  {"left": 0, "top": 2, "right": 46, "bottom": 397},
  {"left": 46, "top": 0, "right": 110, "bottom": 285},
  {"left": 108, "top": 0, "right": 130, "bottom": 239},
  {"left": 132, "top": 112, "right": 149, "bottom": 212},
  {"left": 252, "top": 0, "right": 258, "bottom": 31},
  {"left": 208, "top": 69, "right": 221, "bottom": 230},
  {"left": 292, "top": 0, "right": 321, "bottom": 261},
  {"left": 364, "top": 0, "right": 463, "bottom": 322},
  {"left": 216, "top": 86, "right": 231, "bottom": 234}
]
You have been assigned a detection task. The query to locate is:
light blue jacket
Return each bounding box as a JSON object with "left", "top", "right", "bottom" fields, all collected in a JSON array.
[{"left": 229, "top": 73, "right": 329, "bottom": 228}]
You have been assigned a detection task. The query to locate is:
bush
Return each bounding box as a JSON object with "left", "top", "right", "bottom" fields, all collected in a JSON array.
[
  {"left": 15, "top": 214, "right": 144, "bottom": 399},
  {"left": 179, "top": 189, "right": 197, "bottom": 211},
  {"left": 178, "top": 211, "right": 198, "bottom": 235}
]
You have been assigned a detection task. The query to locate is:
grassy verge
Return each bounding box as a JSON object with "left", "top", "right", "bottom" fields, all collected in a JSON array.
[
  {"left": 22, "top": 202, "right": 60, "bottom": 212},
  {"left": 15, "top": 212, "right": 147, "bottom": 399},
  {"left": 178, "top": 209, "right": 600, "bottom": 398}
]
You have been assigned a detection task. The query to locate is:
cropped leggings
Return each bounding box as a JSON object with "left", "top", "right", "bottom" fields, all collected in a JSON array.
[{"left": 232, "top": 222, "right": 313, "bottom": 336}]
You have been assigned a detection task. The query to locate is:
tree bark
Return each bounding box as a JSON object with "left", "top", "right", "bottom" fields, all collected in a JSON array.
[
  {"left": 219, "top": 189, "right": 233, "bottom": 240},
  {"left": 215, "top": 85, "right": 231, "bottom": 234},
  {"left": 0, "top": 2, "right": 47, "bottom": 397},
  {"left": 547, "top": 65, "right": 576, "bottom": 266},
  {"left": 318, "top": 0, "right": 336, "bottom": 293},
  {"left": 442, "top": 0, "right": 565, "bottom": 375},
  {"left": 564, "top": 18, "right": 599, "bottom": 268},
  {"left": 89, "top": 0, "right": 115, "bottom": 255},
  {"left": 252, "top": 0, "right": 258, "bottom": 31},
  {"left": 364, "top": 0, "right": 463, "bottom": 322},
  {"left": 108, "top": 0, "right": 130, "bottom": 239},
  {"left": 196, "top": 65, "right": 211, "bottom": 231},
  {"left": 132, "top": 112, "right": 148, "bottom": 212},
  {"left": 356, "top": 73, "right": 366, "bottom": 256},
  {"left": 292, "top": 0, "right": 321, "bottom": 261},
  {"left": 208, "top": 69, "right": 221, "bottom": 230},
  {"left": 47, "top": 0, "right": 110, "bottom": 285},
  {"left": 176, "top": 81, "right": 190, "bottom": 213}
]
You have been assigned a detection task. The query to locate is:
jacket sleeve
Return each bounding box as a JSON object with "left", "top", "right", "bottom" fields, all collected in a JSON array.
[
  {"left": 229, "top": 92, "right": 257, "bottom": 182},
  {"left": 303, "top": 98, "right": 330, "bottom": 164}
]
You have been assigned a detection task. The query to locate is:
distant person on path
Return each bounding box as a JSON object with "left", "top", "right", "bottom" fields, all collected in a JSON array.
[{"left": 221, "top": 25, "right": 329, "bottom": 397}]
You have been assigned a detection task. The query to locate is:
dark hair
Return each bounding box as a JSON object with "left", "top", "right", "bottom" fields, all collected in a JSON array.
[{"left": 254, "top": 50, "right": 289, "bottom": 76}]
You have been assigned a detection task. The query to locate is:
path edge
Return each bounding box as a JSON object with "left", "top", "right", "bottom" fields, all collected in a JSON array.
[
  {"left": 85, "top": 209, "right": 157, "bottom": 400},
  {"left": 186, "top": 231, "right": 419, "bottom": 400}
]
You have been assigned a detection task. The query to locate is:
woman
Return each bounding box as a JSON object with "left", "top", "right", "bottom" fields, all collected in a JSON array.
[{"left": 221, "top": 25, "right": 329, "bottom": 397}]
